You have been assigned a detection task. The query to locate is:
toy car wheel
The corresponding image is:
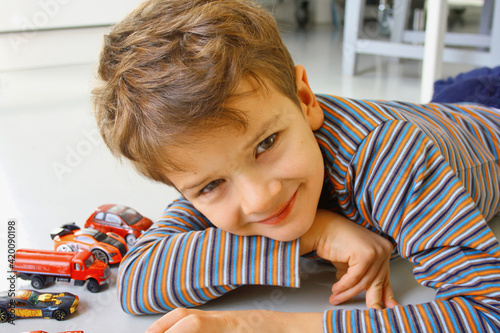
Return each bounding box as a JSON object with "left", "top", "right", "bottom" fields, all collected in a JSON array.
[
  {"left": 31, "top": 276, "right": 45, "bottom": 289},
  {"left": 91, "top": 249, "right": 108, "bottom": 264},
  {"left": 56, "top": 244, "right": 74, "bottom": 252},
  {"left": 125, "top": 234, "right": 137, "bottom": 246},
  {"left": 0, "top": 308, "right": 8, "bottom": 323},
  {"left": 53, "top": 309, "right": 66, "bottom": 321},
  {"left": 87, "top": 279, "right": 100, "bottom": 293}
]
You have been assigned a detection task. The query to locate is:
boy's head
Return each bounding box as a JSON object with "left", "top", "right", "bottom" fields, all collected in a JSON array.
[
  {"left": 93, "top": 0, "right": 299, "bottom": 185},
  {"left": 94, "top": 0, "right": 326, "bottom": 241}
]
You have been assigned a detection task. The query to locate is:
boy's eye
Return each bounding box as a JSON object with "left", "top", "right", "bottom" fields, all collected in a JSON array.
[
  {"left": 200, "top": 179, "right": 224, "bottom": 195},
  {"left": 256, "top": 133, "right": 277, "bottom": 156}
]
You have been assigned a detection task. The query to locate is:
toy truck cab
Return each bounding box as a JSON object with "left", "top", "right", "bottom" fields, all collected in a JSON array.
[{"left": 70, "top": 250, "right": 110, "bottom": 293}]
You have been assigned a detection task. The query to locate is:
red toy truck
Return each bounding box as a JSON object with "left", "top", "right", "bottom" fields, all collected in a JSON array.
[{"left": 12, "top": 249, "right": 110, "bottom": 293}]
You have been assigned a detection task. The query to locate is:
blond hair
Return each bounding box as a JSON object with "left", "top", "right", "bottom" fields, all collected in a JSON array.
[{"left": 93, "top": 0, "right": 297, "bottom": 185}]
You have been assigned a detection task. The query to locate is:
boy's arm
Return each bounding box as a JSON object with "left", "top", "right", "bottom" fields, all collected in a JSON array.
[
  {"left": 324, "top": 120, "right": 500, "bottom": 331},
  {"left": 117, "top": 198, "right": 300, "bottom": 315},
  {"left": 144, "top": 209, "right": 398, "bottom": 333}
]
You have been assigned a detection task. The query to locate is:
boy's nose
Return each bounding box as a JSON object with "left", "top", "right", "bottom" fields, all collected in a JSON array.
[{"left": 237, "top": 174, "right": 282, "bottom": 216}]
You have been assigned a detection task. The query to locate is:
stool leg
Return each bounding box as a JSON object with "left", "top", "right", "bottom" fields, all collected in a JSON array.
[
  {"left": 342, "top": 0, "right": 364, "bottom": 76},
  {"left": 420, "top": 0, "right": 447, "bottom": 103}
]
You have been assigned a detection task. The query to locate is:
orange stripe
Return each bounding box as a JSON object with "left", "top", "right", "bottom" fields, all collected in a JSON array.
[
  {"left": 198, "top": 229, "right": 209, "bottom": 289},
  {"left": 380, "top": 309, "right": 391, "bottom": 332},
  {"left": 254, "top": 237, "right": 261, "bottom": 283},
  {"left": 344, "top": 310, "right": 351, "bottom": 333},
  {"left": 218, "top": 231, "right": 226, "bottom": 286},
  {"left": 236, "top": 235, "right": 243, "bottom": 283},
  {"left": 179, "top": 234, "right": 197, "bottom": 305},
  {"left": 437, "top": 301, "right": 454, "bottom": 330},
  {"left": 290, "top": 240, "right": 298, "bottom": 287},
  {"left": 325, "top": 311, "right": 333, "bottom": 333},
  {"left": 272, "top": 240, "right": 279, "bottom": 285}
]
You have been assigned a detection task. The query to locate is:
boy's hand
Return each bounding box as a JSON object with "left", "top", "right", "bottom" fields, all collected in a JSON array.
[
  {"left": 300, "top": 209, "right": 398, "bottom": 309},
  {"left": 145, "top": 308, "right": 323, "bottom": 333}
]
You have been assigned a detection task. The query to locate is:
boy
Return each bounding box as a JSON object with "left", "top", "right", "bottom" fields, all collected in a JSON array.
[{"left": 93, "top": 0, "right": 500, "bottom": 331}]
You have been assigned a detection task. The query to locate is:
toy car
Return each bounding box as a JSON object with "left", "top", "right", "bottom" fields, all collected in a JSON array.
[
  {"left": 23, "top": 331, "right": 84, "bottom": 333},
  {"left": 0, "top": 290, "right": 78, "bottom": 322},
  {"left": 85, "top": 204, "right": 152, "bottom": 246},
  {"left": 51, "top": 223, "right": 128, "bottom": 265}
]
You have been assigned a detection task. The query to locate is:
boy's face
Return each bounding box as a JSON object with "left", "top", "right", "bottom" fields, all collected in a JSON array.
[{"left": 167, "top": 67, "right": 325, "bottom": 241}]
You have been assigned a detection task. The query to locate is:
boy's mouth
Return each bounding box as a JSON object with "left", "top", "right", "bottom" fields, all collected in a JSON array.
[{"left": 256, "top": 191, "right": 297, "bottom": 225}]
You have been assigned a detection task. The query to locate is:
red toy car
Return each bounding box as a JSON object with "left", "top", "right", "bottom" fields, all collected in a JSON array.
[
  {"left": 85, "top": 204, "right": 152, "bottom": 246},
  {"left": 24, "top": 331, "right": 83, "bottom": 333},
  {"left": 51, "top": 224, "right": 128, "bottom": 265}
]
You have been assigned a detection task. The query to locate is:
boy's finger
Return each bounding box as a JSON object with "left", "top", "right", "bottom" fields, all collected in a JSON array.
[
  {"left": 331, "top": 260, "right": 381, "bottom": 295},
  {"left": 146, "top": 308, "right": 197, "bottom": 333},
  {"left": 331, "top": 263, "right": 368, "bottom": 294},
  {"left": 382, "top": 276, "right": 399, "bottom": 309},
  {"left": 332, "top": 262, "right": 348, "bottom": 281},
  {"left": 329, "top": 276, "right": 371, "bottom": 305},
  {"left": 329, "top": 266, "right": 382, "bottom": 305},
  {"left": 364, "top": 276, "right": 385, "bottom": 310}
]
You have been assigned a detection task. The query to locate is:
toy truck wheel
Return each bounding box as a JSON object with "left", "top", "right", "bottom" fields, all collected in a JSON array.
[
  {"left": 125, "top": 234, "right": 137, "bottom": 246},
  {"left": 31, "top": 276, "right": 45, "bottom": 289},
  {"left": 91, "top": 249, "right": 109, "bottom": 264},
  {"left": 87, "top": 279, "right": 100, "bottom": 293},
  {"left": 53, "top": 309, "right": 66, "bottom": 321},
  {"left": 0, "top": 308, "right": 8, "bottom": 323}
]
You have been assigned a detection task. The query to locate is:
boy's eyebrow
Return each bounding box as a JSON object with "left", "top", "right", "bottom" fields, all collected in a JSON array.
[
  {"left": 244, "top": 113, "right": 281, "bottom": 150},
  {"left": 179, "top": 176, "right": 212, "bottom": 193},
  {"left": 179, "top": 114, "right": 282, "bottom": 193}
]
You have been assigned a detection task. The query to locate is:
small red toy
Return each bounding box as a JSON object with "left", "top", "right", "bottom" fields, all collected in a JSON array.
[
  {"left": 51, "top": 223, "right": 128, "bottom": 265},
  {"left": 23, "top": 331, "right": 84, "bottom": 333},
  {"left": 0, "top": 289, "right": 78, "bottom": 322},
  {"left": 85, "top": 204, "right": 152, "bottom": 246},
  {"left": 12, "top": 249, "right": 110, "bottom": 293}
]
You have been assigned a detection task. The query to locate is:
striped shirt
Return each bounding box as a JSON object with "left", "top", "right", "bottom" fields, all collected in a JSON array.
[{"left": 117, "top": 95, "right": 500, "bottom": 332}]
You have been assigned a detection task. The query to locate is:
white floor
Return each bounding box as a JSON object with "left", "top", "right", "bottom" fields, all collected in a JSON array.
[{"left": 0, "top": 18, "right": 498, "bottom": 332}]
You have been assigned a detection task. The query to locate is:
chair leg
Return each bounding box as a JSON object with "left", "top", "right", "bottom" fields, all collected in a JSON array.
[
  {"left": 391, "top": 0, "right": 410, "bottom": 43},
  {"left": 331, "top": 0, "right": 340, "bottom": 28},
  {"left": 489, "top": 0, "right": 500, "bottom": 66},
  {"left": 479, "top": 0, "right": 494, "bottom": 35}
]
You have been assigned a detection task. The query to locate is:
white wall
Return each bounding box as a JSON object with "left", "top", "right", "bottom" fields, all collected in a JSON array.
[{"left": 0, "top": 0, "right": 145, "bottom": 71}]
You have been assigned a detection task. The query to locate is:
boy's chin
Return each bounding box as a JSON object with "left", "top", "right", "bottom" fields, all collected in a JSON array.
[
  {"left": 222, "top": 223, "right": 309, "bottom": 243},
  {"left": 260, "top": 229, "right": 306, "bottom": 243}
]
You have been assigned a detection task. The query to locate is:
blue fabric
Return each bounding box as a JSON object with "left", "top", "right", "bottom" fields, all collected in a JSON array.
[{"left": 431, "top": 66, "right": 500, "bottom": 108}]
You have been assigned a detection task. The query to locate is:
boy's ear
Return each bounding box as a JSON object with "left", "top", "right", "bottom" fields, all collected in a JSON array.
[{"left": 295, "top": 65, "right": 324, "bottom": 130}]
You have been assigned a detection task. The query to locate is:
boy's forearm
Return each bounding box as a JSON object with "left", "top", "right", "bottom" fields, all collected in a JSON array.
[
  {"left": 146, "top": 308, "right": 324, "bottom": 333},
  {"left": 119, "top": 228, "right": 301, "bottom": 314}
]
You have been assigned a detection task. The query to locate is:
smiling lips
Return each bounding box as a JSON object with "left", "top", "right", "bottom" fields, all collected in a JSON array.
[{"left": 257, "top": 191, "right": 297, "bottom": 225}]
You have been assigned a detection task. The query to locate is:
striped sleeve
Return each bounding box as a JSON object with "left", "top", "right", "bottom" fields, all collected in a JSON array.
[
  {"left": 324, "top": 120, "right": 500, "bottom": 332},
  {"left": 117, "top": 198, "right": 300, "bottom": 315}
]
